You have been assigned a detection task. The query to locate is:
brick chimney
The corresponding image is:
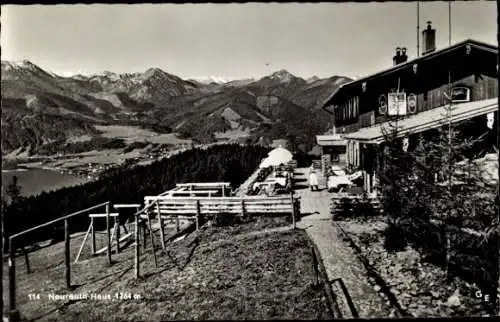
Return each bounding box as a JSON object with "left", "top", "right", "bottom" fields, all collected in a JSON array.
[
  {"left": 393, "top": 47, "right": 402, "bottom": 66},
  {"left": 393, "top": 47, "right": 408, "bottom": 65},
  {"left": 422, "top": 21, "right": 436, "bottom": 55},
  {"left": 401, "top": 47, "right": 408, "bottom": 63}
]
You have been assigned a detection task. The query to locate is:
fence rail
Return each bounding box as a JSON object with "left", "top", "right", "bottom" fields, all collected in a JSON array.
[
  {"left": 330, "top": 194, "right": 381, "bottom": 214},
  {"left": 7, "top": 201, "right": 113, "bottom": 320},
  {"left": 329, "top": 194, "right": 490, "bottom": 238},
  {"left": 144, "top": 195, "right": 300, "bottom": 220}
]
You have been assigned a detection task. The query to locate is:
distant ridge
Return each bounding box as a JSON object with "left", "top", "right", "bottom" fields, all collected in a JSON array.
[{"left": 1, "top": 59, "right": 351, "bottom": 155}]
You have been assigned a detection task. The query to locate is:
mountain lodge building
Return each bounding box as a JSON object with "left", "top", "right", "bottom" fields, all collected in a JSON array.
[{"left": 318, "top": 22, "right": 498, "bottom": 192}]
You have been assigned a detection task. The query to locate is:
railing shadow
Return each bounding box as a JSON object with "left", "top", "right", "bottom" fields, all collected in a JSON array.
[{"left": 330, "top": 278, "right": 360, "bottom": 318}]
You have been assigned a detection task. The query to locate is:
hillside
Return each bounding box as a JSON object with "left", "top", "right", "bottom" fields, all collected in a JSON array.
[{"left": 1, "top": 60, "right": 351, "bottom": 156}]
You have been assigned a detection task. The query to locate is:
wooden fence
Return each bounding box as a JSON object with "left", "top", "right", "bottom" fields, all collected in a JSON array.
[
  {"left": 330, "top": 193, "right": 381, "bottom": 215},
  {"left": 133, "top": 193, "right": 300, "bottom": 279},
  {"left": 144, "top": 194, "right": 300, "bottom": 227},
  {"left": 330, "top": 193, "right": 489, "bottom": 238},
  {"left": 6, "top": 202, "right": 113, "bottom": 321}
]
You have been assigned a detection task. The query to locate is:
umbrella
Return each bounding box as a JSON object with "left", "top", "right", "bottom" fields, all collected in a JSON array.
[
  {"left": 267, "top": 146, "right": 293, "bottom": 160},
  {"left": 260, "top": 146, "right": 293, "bottom": 168}
]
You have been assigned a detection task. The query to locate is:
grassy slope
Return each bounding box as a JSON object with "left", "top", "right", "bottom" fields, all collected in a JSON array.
[{"left": 3, "top": 217, "right": 331, "bottom": 321}]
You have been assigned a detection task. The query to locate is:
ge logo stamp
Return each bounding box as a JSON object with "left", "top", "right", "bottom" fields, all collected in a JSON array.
[
  {"left": 474, "top": 290, "right": 490, "bottom": 302},
  {"left": 29, "top": 292, "right": 142, "bottom": 301}
]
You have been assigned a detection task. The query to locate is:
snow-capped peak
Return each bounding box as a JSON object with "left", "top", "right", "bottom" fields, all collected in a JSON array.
[
  {"left": 270, "top": 69, "right": 295, "bottom": 82},
  {"left": 1, "top": 59, "right": 59, "bottom": 78},
  {"left": 189, "top": 76, "right": 231, "bottom": 84},
  {"left": 99, "top": 70, "right": 121, "bottom": 81},
  {"left": 2, "top": 60, "right": 40, "bottom": 72},
  {"left": 307, "top": 76, "right": 320, "bottom": 83}
]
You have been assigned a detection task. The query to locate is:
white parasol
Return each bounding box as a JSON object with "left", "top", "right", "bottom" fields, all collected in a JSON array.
[{"left": 259, "top": 146, "right": 293, "bottom": 169}]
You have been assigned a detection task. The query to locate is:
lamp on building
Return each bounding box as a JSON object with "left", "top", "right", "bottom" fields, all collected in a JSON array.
[
  {"left": 362, "top": 82, "right": 367, "bottom": 92},
  {"left": 487, "top": 112, "right": 494, "bottom": 130},
  {"left": 413, "top": 63, "right": 418, "bottom": 74},
  {"left": 402, "top": 137, "right": 410, "bottom": 152}
]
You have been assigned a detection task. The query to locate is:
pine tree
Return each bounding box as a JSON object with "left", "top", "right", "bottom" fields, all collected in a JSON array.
[
  {"left": 7, "top": 175, "right": 22, "bottom": 204},
  {"left": 415, "top": 84, "right": 495, "bottom": 278}
]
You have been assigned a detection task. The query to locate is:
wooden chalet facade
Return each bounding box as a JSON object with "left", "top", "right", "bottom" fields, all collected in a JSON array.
[{"left": 321, "top": 27, "right": 498, "bottom": 192}]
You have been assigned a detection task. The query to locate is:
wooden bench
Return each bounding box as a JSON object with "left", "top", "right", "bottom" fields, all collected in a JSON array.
[
  {"left": 175, "top": 182, "right": 232, "bottom": 196},
  {"left": 166, "top": 190, "right": 220, "bottom": 197}
]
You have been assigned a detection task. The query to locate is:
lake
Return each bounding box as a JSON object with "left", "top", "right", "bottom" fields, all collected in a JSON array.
[{"left": 2, "top": 168, "right": 88, "bottom": 198}]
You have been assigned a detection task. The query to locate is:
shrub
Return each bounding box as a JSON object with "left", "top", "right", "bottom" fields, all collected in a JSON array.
[
  {"left": 352, "top": 192, "right": 378, "bottom": 219},
  {"left": 333, "top": 197, "right": 356, "bottom": 221},
  {"left": 383, "top": 222, "right": 408, "bottom": 252}
]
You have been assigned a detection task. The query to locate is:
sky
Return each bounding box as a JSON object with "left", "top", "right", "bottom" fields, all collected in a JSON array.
[{"left": 1, "top": 2, "right": 497, "bottom": 80}]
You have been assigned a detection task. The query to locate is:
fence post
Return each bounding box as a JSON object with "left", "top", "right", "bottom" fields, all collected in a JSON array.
[
  {"left": 106, "top": 203, "right": 112, "bottom": 266},
  {"left": 290, "top": 191, "right": 296, "bottom": 229},
  {"left": 176, "top": 214, "right": 180, "bottom": 232},
  {"left": 64, "top": 219, "right": 71, "bottom": 289},
  {"left": 23, "top": 247, "right": 31, "bottom": 274},
  {"left": 91, "top": 217, "right": 96, "bottom": 255},
  {"left": 241, "top": 199, "right": 246, "bottom": 219},
  {"left": 143, "top": 213, "right": 148, "bottom": 250},
  {"left": 156, "top": 202, "right": 166, "bottom": 250},
  {"left": 195, "top": 200, "right": 200, "bottom": 231},
  {"left": 8, "top": 237, "right": 19, "bottom": 321},
  {"left": 135, "top": 213, "right": 140, "bottom": 279},
  {"left": 115, "top": 213, "right": 120, "bottom": 254}
]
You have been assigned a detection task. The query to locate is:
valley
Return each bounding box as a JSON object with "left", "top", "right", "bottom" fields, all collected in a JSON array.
[{"left": 1, "top": 59, "right": 350, "bottom": 196}]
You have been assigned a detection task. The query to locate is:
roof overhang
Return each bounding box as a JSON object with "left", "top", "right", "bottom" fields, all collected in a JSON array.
[
  {"left": 342, "top": 98, "right": 498, "bottom": 144},
  {"left": 316, "top": 134, "right": 347, "bottom": 146},
  {"left": 321, "top": 39, "right": 498, "bottom": 110}
]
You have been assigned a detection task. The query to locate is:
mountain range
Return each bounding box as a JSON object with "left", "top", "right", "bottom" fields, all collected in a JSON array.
[{"left": 1, "top": 60, "right": 352, "bottom": 156}]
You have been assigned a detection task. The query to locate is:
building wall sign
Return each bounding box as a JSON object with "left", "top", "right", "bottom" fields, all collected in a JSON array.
[
  {"left": 388, "top": 92, "right": 407, "bottom": 116},
  {"left": 451, "top": 86, "right": 471, "bottom": 102},
  {"left": 378, "top": 95, "right": 387, "bottom": 115},
  {"left": 407, "top": 93, "right": 417, "bottom": 113}
]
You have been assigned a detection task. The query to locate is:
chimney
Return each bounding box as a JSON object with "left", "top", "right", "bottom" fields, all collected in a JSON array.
[
  {"left": 401, "top": 47, "right": 408, "bottom": 63},
  {"left": 393, "top": 47, "right": 402, "bottom": 66},
  {"left": 392, "top": 47, "right": 408, "bottom": 66},
  {"left": 422, "top": 21, "right": 436, "bottom": 55}
]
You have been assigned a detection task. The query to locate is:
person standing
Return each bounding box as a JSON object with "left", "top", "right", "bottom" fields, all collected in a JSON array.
[{"left": 309, "top": 170, "right": 319, "bottom": 191}]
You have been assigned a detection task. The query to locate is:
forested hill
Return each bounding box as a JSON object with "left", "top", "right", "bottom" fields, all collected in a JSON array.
[{"left": 3, "top": 144, "right": 270, "bottom": 246}]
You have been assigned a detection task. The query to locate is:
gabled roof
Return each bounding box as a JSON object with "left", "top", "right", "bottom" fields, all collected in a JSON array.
[
  {"left": 322, "top": 39, "right": 498, "bottom": 110},
  {"left": 342, "top": 98, "right": 498, "bottom": 144}
]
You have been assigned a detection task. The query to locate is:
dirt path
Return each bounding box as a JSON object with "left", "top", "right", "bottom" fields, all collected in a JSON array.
[{"left": 293, "top": 167, "right": 393, "bottom": 318}]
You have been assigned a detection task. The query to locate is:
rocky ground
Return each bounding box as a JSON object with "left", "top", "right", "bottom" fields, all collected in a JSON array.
[{"left": 335, "top": 217, "right": 495, "bottom": 318}]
